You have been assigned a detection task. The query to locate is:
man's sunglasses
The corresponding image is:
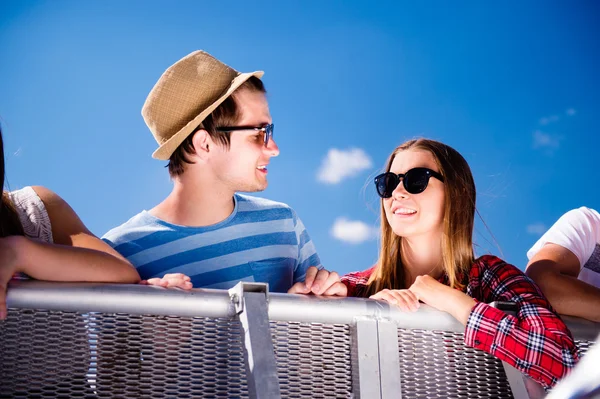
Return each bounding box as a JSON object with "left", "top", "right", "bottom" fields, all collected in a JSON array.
[
  {"left": 216, "top": 123, "right": 275, "bottom": 147},
  {"left": 374, "top": 168, "right": 444, "bottom": 198}
]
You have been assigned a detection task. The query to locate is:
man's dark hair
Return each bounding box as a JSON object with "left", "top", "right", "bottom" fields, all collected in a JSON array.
[{"left": 167, "top": 76, "right": 266, "bottom": 176}]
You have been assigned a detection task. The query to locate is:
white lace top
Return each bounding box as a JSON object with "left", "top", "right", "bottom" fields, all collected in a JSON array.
[{"left": 8, "top": 186, "right": 53, "bottom": 243}]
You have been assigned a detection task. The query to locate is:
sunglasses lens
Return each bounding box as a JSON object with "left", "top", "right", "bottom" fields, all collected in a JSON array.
[
  {"left": 404, "top": 169, "right": 430, "bottom": 194},
  {"left": 264, "top": 124, "right": 274, "bottom": 146},
  {"left": 375, "top": 173, "right": 399, "bottom": 198}
]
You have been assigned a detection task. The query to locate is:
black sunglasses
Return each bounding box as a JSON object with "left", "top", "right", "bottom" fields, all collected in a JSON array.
[
  {"left": 216, "top": 123, "right": 275, "bottom": 147},
  {"left": 374, "top": 168, "right": 444, "bottom": 198}
]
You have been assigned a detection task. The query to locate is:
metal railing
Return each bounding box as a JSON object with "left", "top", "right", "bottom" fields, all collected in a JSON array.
[{"left": 1, "top": 280, "right": 599, "bottom": 399}]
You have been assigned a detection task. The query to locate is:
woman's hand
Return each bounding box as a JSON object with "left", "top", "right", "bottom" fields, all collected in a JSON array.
[
  {"left": 409, "top": 275, "right": 476, "bottom": 324},
  {"left": 0, "top": 236, "right": 25, "bottom": 320},
  {"left": 370, "top": 289, "right": 420, "bottom": 312}
]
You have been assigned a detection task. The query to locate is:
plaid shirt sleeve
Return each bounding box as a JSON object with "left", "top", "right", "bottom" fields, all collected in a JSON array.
[
  {"left": 464, "top": 255, "right": 579, "bottom": 389},
  {"left": 341, "top": 267, "right": 374, "bottom": 297}
]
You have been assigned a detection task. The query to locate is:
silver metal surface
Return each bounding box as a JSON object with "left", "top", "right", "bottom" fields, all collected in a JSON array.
[
  {"left": 229, "top": 282, "right": 280, "bottom": 399},
  {"left": 3, "top": 281, "right": 600, "bottom": 399},
  {"left": 8, "top": 281, "right": 599, "bottom": 337},
  {"left": 7, "top": 281, "right": 472, "bottom": 331},
  {"left": 397, "top": 328, "right": 514, "bottom": 399},
  {"left": 0, "top": 310, "right": 353, "bottom": 398},
  {"left": 502, "top": 362, "right": 546, "bottom": 399},
  {"left": 351, "top": 318, "right": 382, "bottom": 399},
  {"left": 377, "top": 320, "right": 402, "bottom": 399}
]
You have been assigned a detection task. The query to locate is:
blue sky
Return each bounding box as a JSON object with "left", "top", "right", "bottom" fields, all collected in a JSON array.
[{"left": 1, "top": 1, "right": 598, "bottom": 276}]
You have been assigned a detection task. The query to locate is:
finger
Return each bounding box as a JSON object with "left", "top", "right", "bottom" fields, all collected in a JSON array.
[
  {"left": 164, "top": 273, "right": 191, "bottom": 282},
  {"left": 315, "top": 271, "right": 340, "bottom": 296},
  {"left": 311, "top": 269, "right": 331, "bottom": 295},
  {"left": 369, "top": 289, "right": 389, "bottom": 301},
  {"left": 139, "top": 280, "right": 149, "bottom": 285},
  {"left": 323, "top": 282, "right": 347, "bottom": 297},
  {"left": 371, "top": 290, "right": 398, "bottom": 305},
  {"left": 408, "top": 286, "right": 424, "bottom": 303},
  {"left": 287, "top": 282, "right": 310, "bottom": 294},
  {"left": 146, "top": 278, "right": 167, "bottom": 287},
  {"left": 387, "top": 291, "right": 414, "bottom": 312},
  {"left": 171, "top": 278, "right": 193, "bottom": 290},
  {"left": 303, "top": 266, "right": 319, "bottom": 291},
  {"left": 397, "top": 291, "right": 419, "bottom": 311}
]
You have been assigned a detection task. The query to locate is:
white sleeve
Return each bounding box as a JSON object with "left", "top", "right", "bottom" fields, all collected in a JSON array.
[{"left": 527, "top": 207, "right": 600, "bottom": 269}]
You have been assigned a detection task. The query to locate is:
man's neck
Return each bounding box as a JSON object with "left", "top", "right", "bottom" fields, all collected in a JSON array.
[
  {"left": 401, "top": 233, "right": 444, "bottom": 286},
  {"left": 149, "top": 175, "right": 236, "bottom": 227}
]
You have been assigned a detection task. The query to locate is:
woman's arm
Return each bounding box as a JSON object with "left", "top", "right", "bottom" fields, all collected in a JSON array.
[
  {"left": 463, "top": 256, "right": 579, "bottom": 389},
  {"left": 0, "top": 187, "right": 140, "bottom": 318},
  {"left": 29, "top": 186, "right": 140, "bottom": 282}
]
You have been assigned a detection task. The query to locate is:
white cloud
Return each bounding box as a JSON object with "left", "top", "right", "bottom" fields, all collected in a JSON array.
[
  {"left": 526, "top": 223, "right": 547, "bottom": 235},
  {"left": 13, "top": 147, "right": 22, "bottom": 157},
  {"left": 330, "top": 217, "right": 378, "bottom": 244},
  {"left": 566, "top": 108, "right": 576, "bottom": 116},
  {"left": 317, "top": 148, "right": 372, "bottom": 184},
  {"left": 539, "top": 115, "right": 560, "bottom": 125},
  {"left": 533, "top": 130, "right": 562, "bottom": 152}
]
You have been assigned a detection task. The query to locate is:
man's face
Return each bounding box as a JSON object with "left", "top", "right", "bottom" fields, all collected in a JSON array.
[{"left": 209, "top": 88, "right": 279, "bottom": 193}]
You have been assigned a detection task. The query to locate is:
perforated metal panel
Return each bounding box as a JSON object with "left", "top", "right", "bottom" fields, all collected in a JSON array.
[
  {"left": 90, "top": 313, "right": 248, "bottom": 398},
  {"left": 271, "top": 321, "right": 352, "bottom": 398},
  {"left": 1, "top": 309, "right": 353, "bottom": 399},
  {"left": 397, "top": 328, "right": 514, "bottom": 399}
]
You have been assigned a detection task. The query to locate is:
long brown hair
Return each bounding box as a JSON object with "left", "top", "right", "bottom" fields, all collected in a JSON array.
[
  {"left": 365, "top": 139, "right": 476, "bottom": 296},
  {"left": 0, "top": 125, "right": 24, "bottom": 237}
]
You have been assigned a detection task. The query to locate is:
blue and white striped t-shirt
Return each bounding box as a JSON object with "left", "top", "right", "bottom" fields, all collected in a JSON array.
[{"left": 102, "top": 194, "right": 322, "bottom": 292}]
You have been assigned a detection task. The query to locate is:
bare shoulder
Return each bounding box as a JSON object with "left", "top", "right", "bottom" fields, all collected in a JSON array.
[
  {"left": 30, "top": 185, "right": 60, "bottom": 201},
  {"left": 30, "top": 186, "right": 91, "bottom": 240}
]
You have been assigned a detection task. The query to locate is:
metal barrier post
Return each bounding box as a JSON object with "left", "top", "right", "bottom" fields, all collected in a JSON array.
[
  {"left": 351, "top": 318, "right": 382, "bottom": 399},
  {"left": 229, "top": 282, "right": 281, "bottom": 399},
  {"left": 377, "top": 319, "right": 403, "bottom": 399},
  {"left": 351, "top": 317, "right": 402, "bottom": 399}
]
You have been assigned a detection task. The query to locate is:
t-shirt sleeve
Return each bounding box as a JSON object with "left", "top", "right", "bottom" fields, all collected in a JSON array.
[
  {"left": 291, "top": 210, "right": 323, "bottom": 283},
  {"left": 527, "top": 207, "right": 600, "bottom": 269}
]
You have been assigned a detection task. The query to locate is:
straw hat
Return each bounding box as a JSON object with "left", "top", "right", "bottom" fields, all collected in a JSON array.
[{"left": 142, "top": 50, "right": 264, "bottom": 160}]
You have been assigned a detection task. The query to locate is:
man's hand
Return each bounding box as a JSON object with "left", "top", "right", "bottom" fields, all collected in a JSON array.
[
  {"left": 141, "top": 273, "right": 193, "bottom": 290},
  {"left": 288, "top": 266, "right": 347, "bottom": 296}
]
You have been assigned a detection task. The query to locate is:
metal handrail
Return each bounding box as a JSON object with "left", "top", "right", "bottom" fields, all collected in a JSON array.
[{"left": 7, "top": 280, "right": 599, "bottom": 339}]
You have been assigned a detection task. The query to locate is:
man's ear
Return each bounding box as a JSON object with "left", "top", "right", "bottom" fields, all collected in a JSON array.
[{"left": 190, "top": 129, "right": 212, "bottom": 160}]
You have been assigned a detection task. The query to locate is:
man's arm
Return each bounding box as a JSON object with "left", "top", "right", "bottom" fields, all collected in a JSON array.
[{"left": 526, "top": 243, "right": 600, "bottom": 322}]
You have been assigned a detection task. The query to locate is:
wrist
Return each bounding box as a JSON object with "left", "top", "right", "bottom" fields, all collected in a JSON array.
[
  {"left": 0, "top": 235, "right": 29, "bottom": 273},
  {"left": 449, "top": 290, "right": 476, "bottom": 325}
]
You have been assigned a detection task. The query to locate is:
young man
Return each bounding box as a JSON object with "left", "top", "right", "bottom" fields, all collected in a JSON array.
[
  {"left": 103, "top": 50, "right": 345, "bottom": 296},
  {"left": 526, "top": 206, "right": 600, "bottom": 322}
]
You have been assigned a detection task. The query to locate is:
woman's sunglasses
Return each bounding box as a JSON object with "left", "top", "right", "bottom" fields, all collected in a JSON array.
[{"left": 374, "top": 168, "right": 444, "bottom": 198}]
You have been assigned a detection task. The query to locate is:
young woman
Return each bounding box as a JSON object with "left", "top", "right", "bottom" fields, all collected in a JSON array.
[
  {"left": 341, "top": 138, "right": 579, "bottom": 389},
  {"left": 0, "top": 125, "right": 140, "bottom": 320}
]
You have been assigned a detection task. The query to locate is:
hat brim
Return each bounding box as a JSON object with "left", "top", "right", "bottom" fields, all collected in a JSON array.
[{"left": 152, "top": 70, "right": 264, "bottom": 160}]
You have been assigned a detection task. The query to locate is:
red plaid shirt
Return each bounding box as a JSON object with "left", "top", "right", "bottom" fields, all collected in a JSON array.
[{"left": 341, "top": 255, "right": 579, "bottom": 388}]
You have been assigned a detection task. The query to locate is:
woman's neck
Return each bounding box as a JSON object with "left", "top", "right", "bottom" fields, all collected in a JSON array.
[{"left": 400, "top": 234, "right": 444, "bottom": 286}]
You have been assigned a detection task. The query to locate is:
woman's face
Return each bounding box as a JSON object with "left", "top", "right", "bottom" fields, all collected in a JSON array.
[{"left": 383, "top": 149, "right": 445, "bottom": 240}]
